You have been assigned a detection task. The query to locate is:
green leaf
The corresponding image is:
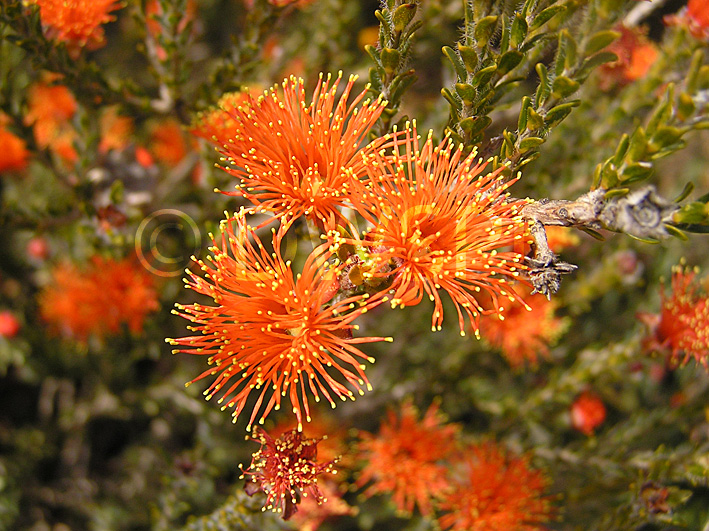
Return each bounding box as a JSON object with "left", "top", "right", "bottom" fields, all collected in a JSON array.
[
  {"left": 455, "top": 83, "right": 476, "bottom": 105},
  {"left": 389, "top": 71, "right": 417, "bottom": 102},
  {"left": 380, "top": 48, "right": 401, "bottom": 74},
  {"left": 673, "top": 202, "right": 709, "bottom": 224},
  {"left": 646, "top": 84, "right": 674, "bottom": 136},
  {"left": 392, "top": 3, "right": 417, "bottom": 32},
  {"left": 518, "top": 136, "right": 545, "bottom": 152},
  {"left": 674, "top": 182, "right": 695, "bottom": 203},
  {"left": 685, "top": 49, "right": 704, "bottom": 93},
  {"left": 544, "top": 99, "right": 580, "bottom": 127},
  {"left": 580, "top": 227, "right": 605, "bottom": 240},
  {"left": 365, "top": 44, "right": 380, "bottom": 63},
  {"left": 511, "top": 14, "right": 528, "bottom": 48},
  {"left": 620, "top": 162, "right": 653, "bottom": 184},
  {"left": 552, "top": 75, "right": 580, "bottom": 98},
  {"left": 443, "top": 46, "right": 466, "bottom": 80},
  {"left": 459, "top": 115, "right": 492, "bottom": 138},
  {"left": 585, "top": 30, "right": 620, "bottom": 55},
  {"left": 664, "top": 224, "right": 688, "bottom": 240},
  {"left": 472, "top": 64, "right": 497, "bottom": 87},
  {"left": 497, "top": 50, "right": 524, "bottom": 75},
  {"left": 535, "top": 62, "right": 550, "bottom": 104},
  {"left": 576, "top": 51, "right": 618, "bottom": 81},
  {"left": 518, "top": 96, "right": 532, "bottom": 131},
  {"left": 441, "top": 87, "right": 461, "bottom": 113},
  {"left": 605, "top": 188, "right": 629, "bottom": 199},
  {"left": 626, "top": 127, "right": 647, "bottom": 162},
  {"left": 529, "top": 5, "right": 566, "bottom": 31},
  {"left": 474, "top": 16, "right": 499, "bottom": 45},
  {"left": 457, "top": 44, "right": 478, "bottom": 73},
  {"left": 527, "top": 107, "right": 544, "bottom": 131},
  {"left": 612, "top": 134, "right": 630, "bottom": 166},
  {"left": 651, "top": 126, "right": 684, "bottom": 149}
]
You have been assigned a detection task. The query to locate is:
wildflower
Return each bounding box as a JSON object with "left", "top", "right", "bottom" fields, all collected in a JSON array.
[
  {"left": 0, "top": 311, "right": 21, "bottom": 338},
  {"left": 191, "top": 89, "right": 257, "bottom": 144},
  {"left": 24, "top": 79, "right": 78, "bottom": 164},
  {"left": 32, "top": 0, "right": 123, "bottom": 54},
  {"left": 168, "top": 213, "right": 389, "bottom": 432},
  {"left": 0, "top": 123, "right": 29, "bottom": 174},
  {"left": 99, "top": 107, "right": 134, "bottom": 153},
  {"left": 346, "top": 124, "right": 530, "bottom": 336},
  {"left": 599, "top": 25, "right": 658, "bottom": 90},
  {"left": 39, "top": 256, "right": 158, "bottom": 341},
  {"left": 481, "top": 288, "right": 567, "bottom": 368},
  {"left": 570, "top": 391, "right": 606, "bottom": 435},
  {"left": 214, "top": 72, "right": 386, "bottom": 229},
  {"left": 240, "top": 426, "right": 337, "bottom": 520},
  {"left": 356, "top": 401, "right": 459, "bottom": 516},
  {"left": 639, "top": 264, "right": 709, "bottom": 368},
  {"left": 665, "top": 0, "right": 709, "bottom": 41},
  {"left": 290, "top": 479, "right": 357, "bottom": 531},
  {"left": 437, "top": 442, "right": 554, "bottom": 531},
  {"left": 149, "top": 119, "right": 189, "bottom": 167}
]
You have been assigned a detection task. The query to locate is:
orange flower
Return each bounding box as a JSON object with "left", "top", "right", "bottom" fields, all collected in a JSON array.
[
  {"left": 639, "top": 264, "right": 709, "bottom": 368},
  {"left": 168, "top": 213, "right": 390, "bottom": 432},
  {"left": 437, "top": 442, "right": 554, "bottom": 531},
  {"left": 666, "top": 0, "right": 709, "bottom": 41},
  {"left": 481, "top": 288, "right": 567, "bottom": 367},
  {"left": 290, "top": 479, "right": 357, "bottom": 531},
  {"left": 33, "top": 0, "right": 123, "bottom": 53},
  {"left": 346, "top": 124, "right": 530, "bottom": 336},
  {"left": 356, "top": 401, "right": 459, "bottom": 516},
  {"left": 599, "top": 25, "right": 658, "bottom": 90},
  {"left": 240, "top": 426, "right": 336, "bottom": 520},
  {"left": 149, "top": 119, "right": 189, "bottom": 167},
  {"left": 0, "top": 124, "right": 29, "bottom": 174},
  {"left": 24, "top": 80, "right": 78, "bottom": 163},
  {"left": 570, "top": 391, "right": 606, "bottom": 436},
  {"left": 0, "top": 311, "right": 21, "bottom": 338},
  {"left": 214, "top": 72, "right": 386, "bottom": 228},
  {"left": 99, "top": 106, "right": 134, "bottom": 153},
  {"left": 40, "top": 256, "right": 159, "bottom": 341},
  {"left": 191, "top": 89, "right": 256, "bottom": 143}
]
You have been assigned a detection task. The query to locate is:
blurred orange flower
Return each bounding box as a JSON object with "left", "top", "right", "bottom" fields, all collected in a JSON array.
[
  {"left": 481, "top": 288, "right": 567, "bottom": 367},
  {"left": 149, "top": 119, "right": 189, "bottom": 167},
  {"left": 599, "top": 25, "right": 658, "bottom": 90},
  {"left": 347, "top": 124, "right": 530, "bottom": 336},
  {"left": 666, "top": 0, "right": 709, "bottom": 41},
  {"left": 0, "top": 120, "right": 29, "bottom": 174},
  {"left": 356, "top": 401, "right": 459, "bottom": 516},
  {"left": 570, "top": 391, "right": 606, "bottom": 435},
  {"left": 168, "top": 213, "right": 389, "bottom": 432},
  {"left": 437, "top": 442, "right": 554, "bottom": 531},
  {"left": 40, "top": 256, "right": 158, "bottom": 341},
  {"left": 0, "top": 311, "right": 21, "bottom": 338},
  {"left": 639, "top": 264, "right": 709, "bottom": 369},
  {"left": 33, "top": 0, "right": 123, "bottom": 54},
  {"left": 24, "top": 80, "right": 78, "bottom": 164},
  {"left": 99, "top": 107, "right": 134, "bottom": 153}
]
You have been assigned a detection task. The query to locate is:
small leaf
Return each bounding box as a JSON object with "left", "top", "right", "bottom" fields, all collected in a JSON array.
[
  {"left": 527, "top": 107, "right": 544, "bottom": 131},
  {"left": 651, "top": 126, "right": 684, "bottom": 149},
  {"left": 518, "top": 96, "right": 532, "bottom": 131},
  {"left": 530, "top": 5, "right": 566, "bottom": 31},
  {"left": 457, "top": 44, "right": 478, "bottom": 72},
  {"left": 441, "top": 87, "right": 461, "bottom": 113},
  {"left": 627, "top": 234, "right": 660, "bottom": 244},
  {"left": 472, "top": 64, "right": 497, "bottom": 87},
  {"left": 664, "top": 224, "right": 689, "bottom": 241},
  {"left": 626, "top": 127, "right": 647, "bottom": 162},
  {"left": 518, "top": 136, "right": 545, "bottom": 152},
  {"left": 460, "top": 115, "right": 492, "bottom": 138},
  {"left": 674, "top": 182, "right": 695, "bottom": 203},
  {"left": 612, "top": 134, "right": 630, "bottom": 166},
  {"left": 544, "top": 100, "right": 580, "bottom": 127},
  {"left": 364, "top": 44, "right": 380, "bottom": 63},
  {"left": 576, "top": 51, "right": 618, "bottom": 81},
  {"left": 605, "top": 188, "right": 630, "bottom": 199},
  {"left": 552, "top": 75, "right": 580, "bottom": 98},
  {"left": 393, "top": 3, "right": 417, "bottom": 32},
  {"left": 580, "top": 227, "right": 605, "bottom": 240},
  {"left": 497, "top": 50, "right": 524, "bottom": 75},
  {"left": 380, "top": 48, "right": 401, "bottom": 74},
  {"left": 474, "top": 16, "right": 498, "bottom": 44},
  {"left": 511, "top": 14, "right": 528, "bottom": 48},
  {"left": 455, "top": 83, "right": 476, "bottom": 104},
  {"left": 443, "top": 46, "right": 466, "bottom": 80},
  {"left": 585, "top": 30, "right": 620, "bottom": 55},
  {"left": 620, "top": 162, "right": 653, "bottom": 184}
]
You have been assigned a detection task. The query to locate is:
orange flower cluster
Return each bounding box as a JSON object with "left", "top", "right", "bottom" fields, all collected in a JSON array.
[
  {"left": 24, "top": 79, "right": 78, "bottom": 164},
  {"left": 437, "top": 442, "right": 554, "bottom": 531},
  {"left": 640, "top": 264, "right": 709, "bottom": 368},
  {"left": 212, "top": 73, "right": 387, "bottom": 228},
  {"left": 240, "top": 426, "right": 337, "bottom": 520},
  {"left": 32, "top": 0, "right": 123, "bottom": 54},
  {"left": 481, "top": 288, "right": 567, "bottom": 367},
  {"left": 599, "top": 25, "right": 658, "bottom": 90},
  {"left": 356, "top": 401, "right": 459, "bottom": 516},
  {"left": 0, "top": 116, "right": 29, "bottom": 174},
  {"left": 666, "top": 0, "right": 709, "bottom": 41},
  {"left": 570, "top": 391, "right": 606, "bottom": 436},
  {"left": 168, "top": 213, "right": 390, "bottom": 432},
  {"left": 40, "top": 256, "right": 159, "bottom": 341}
]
